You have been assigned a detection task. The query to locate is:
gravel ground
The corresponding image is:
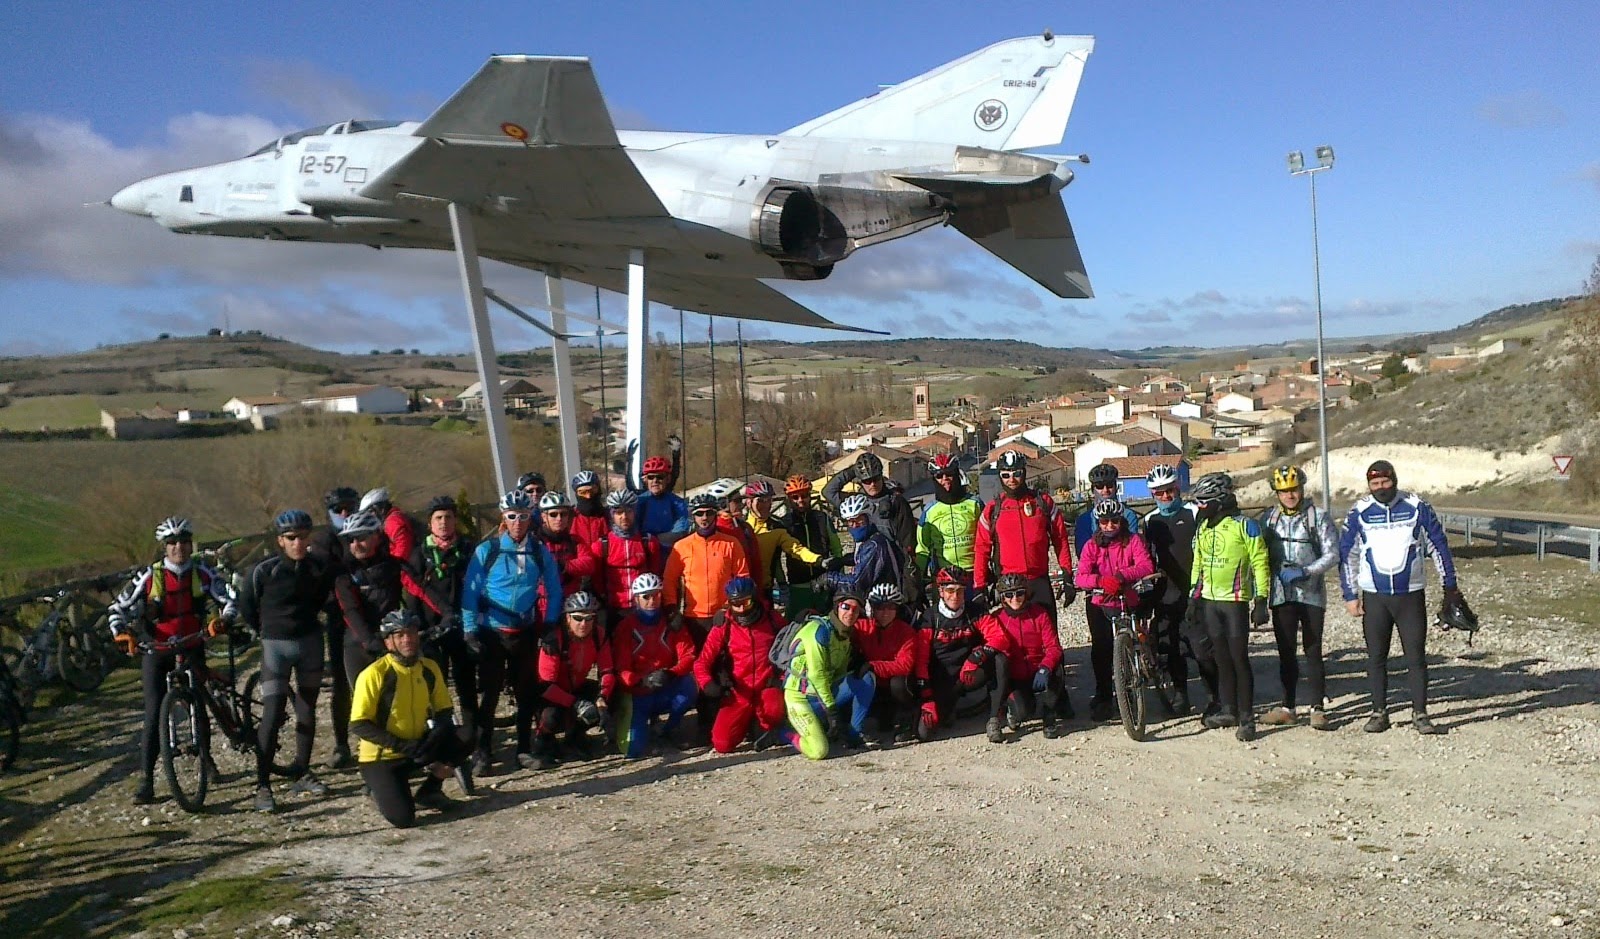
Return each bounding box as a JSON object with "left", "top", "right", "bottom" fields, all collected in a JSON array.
[{"left": 3, "top": 547, "right": 1598, "bottom": 939}]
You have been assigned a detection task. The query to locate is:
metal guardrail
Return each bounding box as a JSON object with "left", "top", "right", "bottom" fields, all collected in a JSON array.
[{"left": 1436, "top": 508, "right": 1600, "bottom": 573}]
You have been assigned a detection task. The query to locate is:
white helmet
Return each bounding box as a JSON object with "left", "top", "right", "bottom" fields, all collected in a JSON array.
[
  {"left": 1146, "top": 464, "right": 1179, "bottom": 489},
  {"left": 359, "top": 487, "right": 390, "bottom": 512},
  {"left": 839, "top": 494, "right": 871, "bottom": 520},
  {"left": 339, "top": 510, "right": 384, "bottom": 540},
  {"left": 538, "top": 491, "right": 572, "bottom": 512},
  {"left": 868, "top": 583, "right": 904, "bottom": 607},
  {"left": 154, "top": 516, "right": 193, "bottom": 541},
  {"left": 630, "top": 573, "right": 664, "bottom": 596}
]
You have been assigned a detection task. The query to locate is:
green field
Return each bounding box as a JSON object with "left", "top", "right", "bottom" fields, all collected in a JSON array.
[
  {"left": 0, "top": 485, "right": 84, "bottom": 580},
  {"left": 0, "top": 395, "right": 102, "bottom": 431}
]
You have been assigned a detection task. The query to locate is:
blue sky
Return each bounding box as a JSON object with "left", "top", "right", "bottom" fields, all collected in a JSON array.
[{"left": 2, "top": 1, "right": 1596, "bottom": 355}]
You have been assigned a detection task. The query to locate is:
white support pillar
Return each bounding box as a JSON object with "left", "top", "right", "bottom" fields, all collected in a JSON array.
[
  {"left": 448, "top": 203, "right": 515, "bottom": 496},
  {"left": 545, "top": 269, "right": 583, "bottom": 491},
  {"left": 623, "top": 248, "right": 649, "bottom": 481}
]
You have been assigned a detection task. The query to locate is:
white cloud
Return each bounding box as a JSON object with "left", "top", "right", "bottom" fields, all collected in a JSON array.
[{"left": 1475, "top": 90, "right": 1566, "bottom": 129}]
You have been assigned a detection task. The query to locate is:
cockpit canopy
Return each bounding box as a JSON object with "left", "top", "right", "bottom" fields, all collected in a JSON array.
[{"left": 246, "top": 120, "right": 410, "bottom": 157}]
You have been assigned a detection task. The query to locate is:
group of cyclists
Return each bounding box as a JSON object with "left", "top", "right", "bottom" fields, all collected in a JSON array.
[{"left": 108, "top": 437, "right": 1477, "bottom": 827}]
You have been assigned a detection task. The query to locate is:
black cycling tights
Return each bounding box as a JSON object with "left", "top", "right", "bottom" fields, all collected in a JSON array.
[
  {"left": 139, "top": 649, "right": 204, "bottom": 780},
  {"left": 1201, "top": 600, "right": 1252, "bottom": 722},
  {"left": 474, "top": 630, "right": 540, "bottom": 757},
  {"left": 258, "top": 635, "right": 324, "bottom": 786},
  {"left": 1362, "top": 591, "right": 1428, "bottom": 712},
  {"left": 1270, "top": 602, "right": 1326, "bottom": 709},
  {"left": 360, "top": 759, "right": 442, "bottom": 829}
]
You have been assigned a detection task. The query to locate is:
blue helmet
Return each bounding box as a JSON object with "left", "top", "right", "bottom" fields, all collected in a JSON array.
[
  {"left": 273, "top": 509, "right": 313, "bottom": 534},
  {"left": 724, "top": 576, "right": 757, "bottom": 601}
]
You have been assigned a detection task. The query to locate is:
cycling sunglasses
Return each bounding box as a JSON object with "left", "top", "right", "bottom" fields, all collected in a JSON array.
[
  {"left": 691, "top": 507, "right": 718, "bottom": 517},
  {"left": 1000, "top": 588, "right": 1029, "bottom": 600},
  {"left": 999, "top": 471, "right": 1024, "bottom": 480},
  {"left": 502, "top": 511, "right": 532, "bottom": 522},
  {"left": 162, "top": 536, "right": 193, "bottom": 545},
  {"left": 836, "top": 600, "right": 863, "bottom": 613},
  {"left": 569, "top": 613, "right": 598, "bottom": 623}
]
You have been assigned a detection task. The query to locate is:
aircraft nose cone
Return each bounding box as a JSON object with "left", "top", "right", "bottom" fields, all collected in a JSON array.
[{"left": 110, "top": 181, "right": 150, "bottom": 216}]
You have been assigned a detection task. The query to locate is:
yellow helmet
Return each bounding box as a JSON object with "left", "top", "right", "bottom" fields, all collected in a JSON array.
[{"left": 1270, "top": 464, "right": 1306, "bottom": 491}]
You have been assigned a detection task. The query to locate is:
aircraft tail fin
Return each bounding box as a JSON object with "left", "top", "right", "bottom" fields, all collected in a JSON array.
[{"left": 784, "top": 34, "right": 1093, "bottom": 150}]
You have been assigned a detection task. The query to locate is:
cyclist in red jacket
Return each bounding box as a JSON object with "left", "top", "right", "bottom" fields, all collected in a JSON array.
[
  {"left": 534, "top": 591, "right": 616, "bottom": 767},
  {"left": 694, "top": 577, "right": 786, "bottom": 753},
  {"left": 536, "top": 491, "right": 602, "bottom": 601},
  {"left": 854, "top": 583, "right": 920, "bottom": 746},
  {"left": 594, "top": 489, "right": 665, "bottom": 615},
  {"left": 612, "top": 574, "right": 698, "bottom": 757},
  {"left": 973, "top": 573, "right": 1067, "bottom": 742},
  {"left": 973, "top": 452, "right": 1074, "bottom": 621}
]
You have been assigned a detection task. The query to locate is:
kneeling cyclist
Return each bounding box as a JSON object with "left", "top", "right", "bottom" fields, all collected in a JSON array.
[
  {"left": 780, "top": 588, "right": 876, "bottom": 760},
  {"left": 612, "top": 575, "right": 698, "bottom": 757},
  {"left": 973, "top": 573, "right": 1067, "bottom": 742},
  {"left": 350, "top": 610, "right": 473, "bottom": 828}
]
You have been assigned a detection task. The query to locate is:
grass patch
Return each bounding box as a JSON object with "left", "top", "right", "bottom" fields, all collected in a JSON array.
[
  {"left": 0, "top": 395, "right": 101, "bottom": 431},
  {"left": 0, "top": 485, "right": 84, "bottom": 578},
  {"left": 133, "top": 865, "right": 305, "bottom": 935}
]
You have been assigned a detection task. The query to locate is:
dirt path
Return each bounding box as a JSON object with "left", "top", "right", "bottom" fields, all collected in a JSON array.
[{"left": 4, "top": 549, "right": 1597, "bottom": 939}]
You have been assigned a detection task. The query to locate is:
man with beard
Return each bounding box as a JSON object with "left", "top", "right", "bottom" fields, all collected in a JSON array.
[
  {"left": 916, "top": 453, "right": 983, "bottom": 583},
  {"left": 569, "top": 470, "right": 610, "bottom": 545},
  {"left": 824, "top": 451, "right": 917, "bottom": 557}
]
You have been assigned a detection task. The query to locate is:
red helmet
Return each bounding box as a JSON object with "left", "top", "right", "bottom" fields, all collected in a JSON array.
[
  {"left": 642, "top": 456, "right": 671, "bottom": 476},
  {"left": 744, "top": 479, "right": 774, "bottom": 498},
  {"left": 935, "top": 567, "right": 972, "bottom": 587},
  {"left": 784, "top": 474, "right": 812, "bottom": 495},
  {"left": 929, "top": 453, "right": 958, "bottom": 476}
]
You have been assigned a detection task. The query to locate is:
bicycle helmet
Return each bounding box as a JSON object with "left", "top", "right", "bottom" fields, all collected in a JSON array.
[
  {"left": 571, "top": 470, "right": 600, "bottom": 490},
  {"left": 867, "top": 583, "right": 904, "bottom": 607},
  {"left": 378, "top": 608, "right": 420, "bottom": 636},
  {"left": 323, "top": 486, "right": 359, "bottom": 511},
  {"left": 839, "top": 494, "right": 871, "bottom": 521},
  {"left": 784, "top": 474, "right": 812, "bottom": 495},
  {"left": 744, "top": 479, "right": 774, "bottom": 498},
  {"left": 935, "top": 567, "right": 972, "bottom": 588},
  {"left": 854, "top": 451, "right": 885, "bottom": 481},
  {"left": 1436, "top": 593, "right": 1480, "bottom": 633},
  {"left": 1092, "top": 499, "right": 1127, "bottom": 521},
  {"left": 997, "top": 450, "right": 1027, "bottom": 473},
  {"left": 1271, "top": 465, "right": 1306, "bottom": 491},
  {"left": 929, "top": 453, "right": 959, "bottom": 476},
  {"left": 499, "top": 489, "right": 533, "bottom": 512},
  {"left": 688, "top": 492, "right": 721, "bottom": 512},
  {"left": 538, "top": 491, "right": 572, "bottom": 512},
  {"left": 516, "top": 471, "right": 546, "bottom": 490},
  {"left": 358, "top": 487, "right": 390, "bottom": 512},
  {"left": 604, "top": 489, "right": 638, "bottom": 510},
  {"left": 995, "top": 573, "right": 1029, "bottom": 594},
  {"left": 273, "top": 509, "right": 314, "bottom": 534},
  {"left": 642, "top": 455, "right": 672, "bottom": 476},
  {"left": 1145, "top": 465, "right": 1180, "bottom": 489},
  {"left": 338, "top": 510, "right": 383, "bottom": 540},
  {"left": 154, "top": 516, "right": 193, "bottom": 541},
  {"left": 724, "top": 575, "right": 757, "bottom": 601},
  {"left": 425, "top": 495, "right": 457, "bottom": 515},
  {"left": 630, "top": 573, "right": 664, "bottom": 596},
  {"left": 1189, "top": 472, "right": 1235, "bottom": 503},
  {"left": 1087, "top": 463, "right": 1118, "bottom": 487},
  {"left": 563, "top": 591, "right": 600, "bottom": 614}
]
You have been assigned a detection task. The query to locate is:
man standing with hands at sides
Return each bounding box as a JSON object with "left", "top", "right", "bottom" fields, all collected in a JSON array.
[
  {"left": 460, "top": 490, "right": 564, "bottom": 774},
  {"left": 1188, "top": 473, "right": 1271, "bottom": 743},
  {"left": 1259, "top": 466, "right": 1340, "bottom": 730},
  {"left": 1339, "top": 460, "right": 1467, "bottom": 736}
]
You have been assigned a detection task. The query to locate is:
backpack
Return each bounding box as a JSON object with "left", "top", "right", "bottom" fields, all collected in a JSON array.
[{"left": 769, "top": 615, "right": 823, "bottom": 677}]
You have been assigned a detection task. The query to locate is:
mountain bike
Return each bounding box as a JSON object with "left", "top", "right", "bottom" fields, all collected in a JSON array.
[
  {"left": 148, "top": 628, "right": 290, "bottom": 812},
  {"left": 1106, "top": 577, "right": 1174, "bottom": 742},
  {"left": 0, "top": 653, "right": 21, "bottom": 772}
]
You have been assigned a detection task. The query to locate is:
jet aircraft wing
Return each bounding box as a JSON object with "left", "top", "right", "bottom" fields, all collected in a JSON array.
[
  {"left": 535, "top": 263, "right": 881, "bottom": 334},
  {"left": 359, "top": 56, "right": 668, "bottom": 220}
]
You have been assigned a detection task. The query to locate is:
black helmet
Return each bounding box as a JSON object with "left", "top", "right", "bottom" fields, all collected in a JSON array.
[
  {"left": 516, "top": 471, "right": 546, "bottom": 490},
  {"left": 1190, "top": 472, "right": 1235, "bottom": 503},
  {"left": 995, "top": 573, "right": 1029, "bottom": 594},
  {"left": 998, "top": 450, "right": 1027, "bottom": 473},
  {"left": 425, "top": 495, "right": 457, "bottom": 516},
  {"left": 1087, "top": 463, "right": 1118, "bottom": 487},
  {"left": 854, "top": 451, "right": 884, "bottom": 481},
  {"left": 378, "top": 608, "right": 420, "bottom": 637},
  {"left": 1436, "top": 592, "right": 1479, "bottom": 633},
  {"left": 324, "top": 486, "right": 359, "bottom": 511}
]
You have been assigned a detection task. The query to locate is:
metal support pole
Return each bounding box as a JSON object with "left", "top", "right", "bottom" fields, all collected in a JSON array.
[
  {"left": 737, "top": 321, "right": 749, "bottom": 480},
  {"left": 1537, "top": 524, "right": 1546, "bottom": 561},
  {"left": 708, "top": 320, "right": 720, "bottom": 479},
  {"left": 448, "top": 203, "right": 514, "bottom": 495},
  {"left": 1589, "top": 530, "right": 1598, "bottom": 573},
  {"left": 1464, "top": 516, "right": 1473, "bottom": 547},
  {"left": 546, "top": 269, "right": 582, "bottom": 492},
  {"left": 623, "top": 248, "right": 649, "bottom": 483},
  {"left": 1310, "top": 171, "right": 1331, "bottom": 518},
  {"left": 678, "top": 309, "right": 688, "bottom": 492}
]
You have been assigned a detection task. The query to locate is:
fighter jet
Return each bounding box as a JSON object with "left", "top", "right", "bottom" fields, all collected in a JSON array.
[{"left": 109, "top": 33, "right": 1095, "bottom": 331}]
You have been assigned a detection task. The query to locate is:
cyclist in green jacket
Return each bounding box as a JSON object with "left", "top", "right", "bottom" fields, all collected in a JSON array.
[
  {"left": 916, "top": 454, "right": 983, "bottom": 581},
  {"left": 781, "top": 588, "right": 875, "bottom": 759},
  {"left": 1188, "top": 473, "right": 1271, "bottom": 742}
]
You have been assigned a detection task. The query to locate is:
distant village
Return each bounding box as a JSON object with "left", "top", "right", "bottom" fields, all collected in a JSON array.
[{"left": 96, "top": 335, "right": 1527, "bottom": 502}]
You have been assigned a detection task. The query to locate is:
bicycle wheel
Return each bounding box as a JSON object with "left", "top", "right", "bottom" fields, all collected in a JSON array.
[
  {"left": 57, "top": 609, "right": 106, "bottom": 692},
  {"left": 160, "top": 687, "right": 211, "bottom": 812},
  {"left": 0, "top": 700, "right": 19, "bottom": 772},
  {"left": 1112, "top": 628, "right": 1145, "bottom": 742}
]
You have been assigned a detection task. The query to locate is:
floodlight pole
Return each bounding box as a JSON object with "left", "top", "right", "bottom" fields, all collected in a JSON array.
[{"left": 1289, "top": 148, "right": 1334, "bottom": 516}]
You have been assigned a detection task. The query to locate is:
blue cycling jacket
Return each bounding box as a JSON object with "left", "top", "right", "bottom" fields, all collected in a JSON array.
[
  {"left": 1338, "top": 492, "right": 1456, "bottom": 601},
  {"left": 460, "top": 532, "right": 564, "bottom": 634},
  {"left": 637, "top": 491, "right": 690, "bottom": 540}
]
